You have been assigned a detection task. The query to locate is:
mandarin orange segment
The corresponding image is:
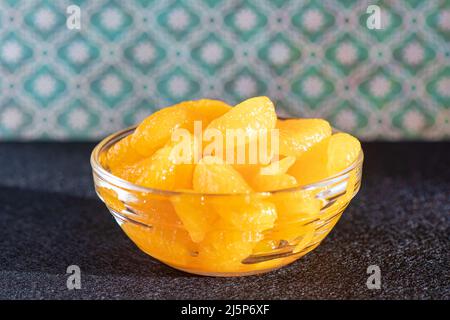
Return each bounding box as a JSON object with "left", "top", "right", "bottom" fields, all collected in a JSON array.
[
  {"left": 171, "top": 193, "right": 218, "bottom": 243},
  {"left": 209, "top": 196, "right": 277, "bottom": 232},
  {"left": 232, "top": 163, "right": 261, "bottom": 182},
  {"left": 106, "top": 135, "right": 143, "bottom": 171},
  {"left": 271, "top": 189, "right": 322, "bottom": 223},
  {"left": 252, "top": 222, "right": 315, "bottom": 256},
  {"left": 130, "top": 193, "right": 182, "bottom": 227},
  {"left": 193, "top": 156, "right": 252, "bottom": 194},
  {"left": 248, "top": 156, "right": 298, "bottom": 192},
  {"left": 187, "top": 99, "right": 232, "bottom": 126},
  {"left": 252, "top": 238, "right": 279, "bottom": 254},
  {"left": 122, "top": 222, "right": 197, "bottom": 266},
  {"left": 250, "top": 173, "right": 298, "bottom": 192},
  {"left": 259, "top": 156, "right": 296, "bottom": 175},
  {"left": 206, "top": 96, "right": 277, "bottom": 145},
  {"left": 288, "top": 133, "right": 361, "bottom": 186},
  {"left": 328, "top": 133, "right": 361, "bottom": 172},
  {"left": 230, "top": 150, "right": 292, "bottom": 184},
  {"left": 217, "top": 132, "right": 278, "bottom": 170},
  {"left": 110, "top": 156, "right": 154, "bottom": 183},
  {"left": 197, "top": 230, "right": 263, "bottom": 272},
  {"left": 267, "top": 221, "right": 315, "bottom": 244},
  {"left": 131, "top": 102, "right": 195, "bottom": 157},
  {"left": 96, "top": 187, "right": 125, "bottom": 212},
  {"left": 277, "top": 119, "right": 331, "bottom": 158},
  {"left": 135, "top": 143, "right": 194, "bottom": 190},
  {"left": 203, "top": 97, "right": 278, "bottom": 167}
]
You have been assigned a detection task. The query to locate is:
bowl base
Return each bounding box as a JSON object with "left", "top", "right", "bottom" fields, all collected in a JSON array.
[
  {"left": 165, "top": 263, "right": 286, "bottom": 277},
  {"left": 157, "top": 246, "right": 317, "bottom": 277}
]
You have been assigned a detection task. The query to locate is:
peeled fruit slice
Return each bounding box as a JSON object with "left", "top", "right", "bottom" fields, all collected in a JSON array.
[
  {"left": 96, "top": 187, "right": 125, "bottom": 212},
  {"left": 288, "top": 133, "right": 361, "bottom": 185},
  {"left": 260, "top": 156, "right": 296, "bottom": 175},
  {"left": 171, "top": 194, "right": 218, "bottom": 243},
  {"left": 247, "top": 157, "right": 297, "bottom": 191},
  {"left": 110, "top": 157, "right": 154, "bottom": 183},
  {"left": 271, "top": 189, "right": 322, "bottom": 222},
  {"left": 131, "top": 102, "right": 195, "bottom": 157},
  {"left": 122, "top": 222, "right": 197, "bottom": 266},
  {"left": 253, "top": 222, "right": 315, "bottom": 255},
  {"left": 197, "top": 230, "right": 263, "bottom": 272},
  {"left": 131, "top": 194, "right": 182, "bottom": 228},
  {"left": 193, "top": 156, "right": 252, "bottom": 194},
  {"left": 250, "top": 173, "right": 298, "bottom": 192},
  {"left": 106, "top": 135, "right": 143, "bottom": 171},
  {"left": 206, "top": 96, "right": 277, "bottom": 146},
  {"left": 203, "top": 97, "right": 277, "bottom": 168},
  {"left": 210, "top": 196, "right": 277, "bottom": 232},
  {"left": 232, "top": 163, "right": 261, "bottom": 182},
  {"left": 277, "top": 119, "right": 331, "bottom": 158},
  {"left": 268, "top": 221, "right": 315, "bottom": 244},
  {"left": 135, "top": 143, "right": 194, "bottom": 190},
  {"left": 188, "top": 99, "right": 232, "bottom": 126},
  {"left": 131, "top": 99, "right": 231, "bottom": 158},
  {"left": 230, "top": 149, "right": 294, "bottom": 183}
]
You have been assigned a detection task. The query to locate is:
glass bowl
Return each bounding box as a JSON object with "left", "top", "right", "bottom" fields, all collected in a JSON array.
[{"left": 90, "top": 126, "right": 363, "bottom": 277}]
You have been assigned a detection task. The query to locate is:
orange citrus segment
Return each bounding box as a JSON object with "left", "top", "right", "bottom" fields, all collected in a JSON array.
[
  {"left": 250, "top": 173, "right": 298, "bottom": 192},
  {"left": 131, "top": 102, "right": 195, "bottom": 157},
  {"left": 206, "top": 96, "right": 277, "bottom": 145},
  {"left": 253, "top": 222, "right": 315, "bottom": 255},
  {"left": 328, "top": 133, "right": 361, "bottom": 171},
  {"left": 135, "top": 143, "right": 194, "bottom": 190},
  {"left": 171, "top": 194, "right": 218, "bottom": 243},
  {"left": 122, "top": 222, "right": 197, "bottom": 266},
  {"left": 247, "top": 157, "right": 297, "bottom": 191},
  {"left": 288, "top": 133, "right": 361, "bottom": 185},
  {"left": 187, "top": 99, "right": 232, "bottom": 126},
  {"left": 96, "top": 187, "right": 125, "bottom": 212},
  {"left": 193, "top": 156, "right": 252, "bottom": 194},
  {"left": 272, "top": 189, "right": 322, "bottom": 223},
  {"left": 131, "top": 99, "right": 231, "bottom": 158},
  {"left": 106, "top": 135, "right": 143, "bottom": 171},
  {"left": 277, "top": 119, "right": 331, "bottom": 158},
  {"left": 230, "top": 151, "right": 293, "bottom": 184},
  {"left": 259, "top": 156, "right": 296, "bottom": 175},
  {"left": 110, "top": 156, "right": 154, "bottom": 183},
  {"left": 197, "top": 230, "right": 263, "bottom": 271},
  {"left": 210, "top": 197, "right": 277, "bottom": 232},
  {"left": 130, "top": 194, "right": 182, "bottom": 227},
  {"left": 232, "top": 163, "right": 261, "bottom": 182}
]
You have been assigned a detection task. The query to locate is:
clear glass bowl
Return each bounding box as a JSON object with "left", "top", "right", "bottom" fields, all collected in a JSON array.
[{"left": 91, "top": 126, "right": 363, "bottom": 277}]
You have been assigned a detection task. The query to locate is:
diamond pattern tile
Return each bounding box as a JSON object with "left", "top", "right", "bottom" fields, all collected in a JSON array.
[{"left": 0, "top": 0, "right": 449, "bottom": 140}]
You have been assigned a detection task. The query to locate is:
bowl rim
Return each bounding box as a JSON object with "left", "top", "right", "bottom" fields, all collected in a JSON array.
[{"left": 90, "top": 125, "right": 364, "bottom": 196}]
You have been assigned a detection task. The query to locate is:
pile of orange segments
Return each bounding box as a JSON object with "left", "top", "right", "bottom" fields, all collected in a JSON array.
[{"left": 99, "top": 96, "right": 362, "bottom": 274}]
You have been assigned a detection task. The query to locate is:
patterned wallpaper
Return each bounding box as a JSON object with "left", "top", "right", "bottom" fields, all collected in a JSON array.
[{"left": 0, "top": 0, "right": 449, "bottom": 141}]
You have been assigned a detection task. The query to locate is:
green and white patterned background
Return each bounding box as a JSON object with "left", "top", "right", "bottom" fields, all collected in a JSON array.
[{"left": 0, "top": 0, "right": 449, "bottom": 140}]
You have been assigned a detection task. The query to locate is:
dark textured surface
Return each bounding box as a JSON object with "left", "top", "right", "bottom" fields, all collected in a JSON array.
[{"left": 0, "top": 142, "right": 449, "bottom": 299}]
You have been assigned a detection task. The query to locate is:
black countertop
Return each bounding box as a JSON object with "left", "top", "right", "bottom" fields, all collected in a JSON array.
[{"left": 0, "top": 142, "right": 448, "bottom": 299}]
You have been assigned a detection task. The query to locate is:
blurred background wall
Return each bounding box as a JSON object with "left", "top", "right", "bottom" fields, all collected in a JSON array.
[{"left": 0, "top": 0, "right": 449, "bottom": 141}]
